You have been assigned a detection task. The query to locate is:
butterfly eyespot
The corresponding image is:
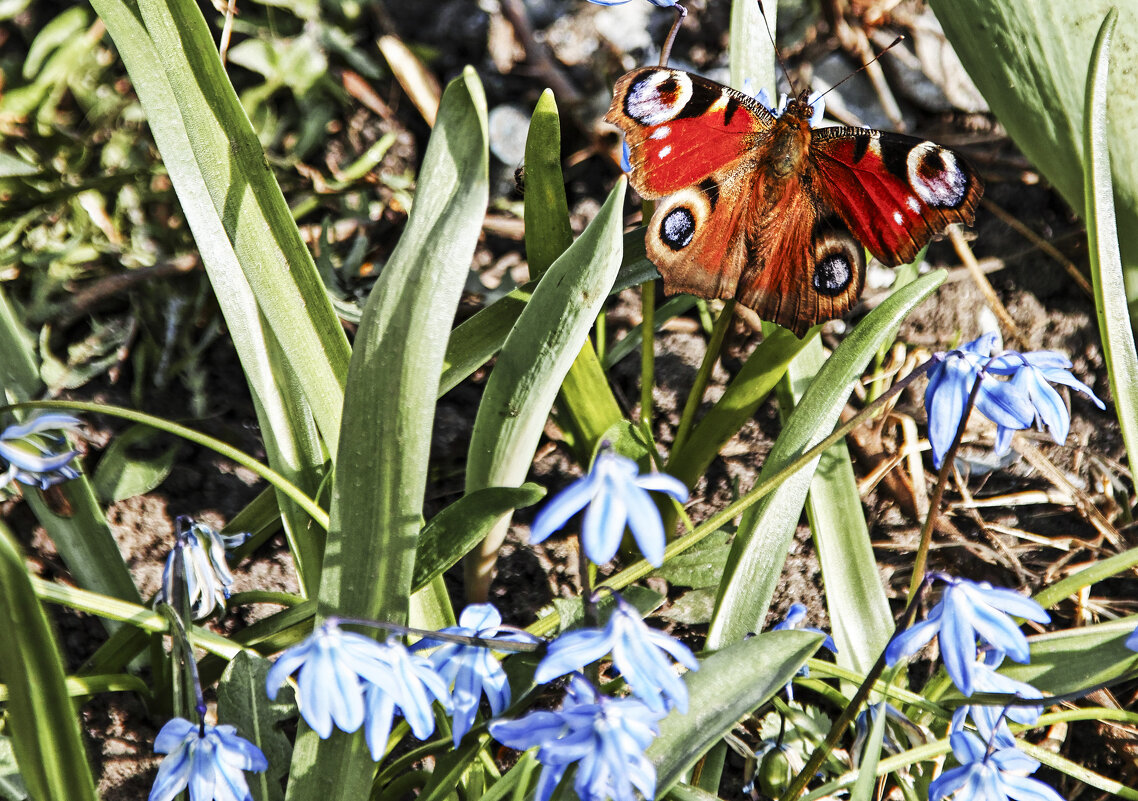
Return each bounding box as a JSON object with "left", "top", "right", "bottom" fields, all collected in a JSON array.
[
  {"left": 813, "top": 252, "right": 853, "bottom": 296},
  {"left": 625, "top": 71, "right": 693, "bottom": 127},
  {"left": 660, "top": 207, "right": 696, "bottom": 251},
  {"left": 907, "top": 142, "right": 968, "bottom": 208}
]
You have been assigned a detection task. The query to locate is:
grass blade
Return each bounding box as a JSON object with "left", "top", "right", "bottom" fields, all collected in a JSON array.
[{"left": 707, "top": 272, "right": 945, "bottom": 648}]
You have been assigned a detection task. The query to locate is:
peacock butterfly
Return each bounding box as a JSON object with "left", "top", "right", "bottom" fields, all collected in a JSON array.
[{"left": 605, "top": 68, "right": 983, "bottom": 337}]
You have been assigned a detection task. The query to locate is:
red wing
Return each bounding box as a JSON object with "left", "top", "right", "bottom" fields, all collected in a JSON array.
[
  {"left": 812, "top": 128, "right": 983, "bottom": 265},
  {"left": 605, "top": 68, "right": 774, "bottom": 198}
]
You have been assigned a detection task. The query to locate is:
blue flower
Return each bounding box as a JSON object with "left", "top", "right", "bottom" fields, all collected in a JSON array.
[
  {"left": 531, "top": 449, "right": 688, "bottom": 566},
  {"left": 0, "top": 413, "right": 82, "bottom": 490},
  {"left": 930, "top": 731, "right": 1063, "bottom": 801},
  {"left": 155, "top": 516, "right": 250, "bottom": 620},
  {"left": 924, "top": 334, "right": 1106, "bottom": 467},
  {"left": 534, "top": 594, "right": 698, "bottom": 713},
  {"left": 771, "top": 603, "right": 837, "bottom": 701},
  {"left": 490, "top": 674, "right": 661, "bottom": 801},
  {"left": 361, "top": 637, "right": 453, "bottom": 760},
  {"left": 416, "top": 604, "right": 528, "bottom": 746},
  {"left": 148, "top": 718, "right": 268, "bottom": 801},
  {"left": 1127, "top": 624, "right": 1138, "bottom": 652},
  {"left": 266, "top": 619, "right": 399, "bottom": 739},
  {"left": 986, "top": 350, "right": 1105, "bottom": 453},
  {"left": 885, "top": 574, "right": 1049, "bottom": 696},
  {"left": 950, "top": 654, "right": 1043, "bottom": 748},
  {"left": 924, "top": 333, "right": 1036, "bottom": 468}
]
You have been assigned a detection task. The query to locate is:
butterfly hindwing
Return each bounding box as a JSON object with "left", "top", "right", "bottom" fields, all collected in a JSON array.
[
  {"left": 812, "top": 129, "right": 982, "bottom": 265},
  {"left": 645, "top": 157, "right": 866, "bottom": 337},
  {"left": 644, "top": 167, "right": 757, "bottom": 304},
  {"left": 607, "top": 68, "right": 774, "bottom": 199},
  {"left": 734, "top": 187, "right": 867, "bottom": 337}
]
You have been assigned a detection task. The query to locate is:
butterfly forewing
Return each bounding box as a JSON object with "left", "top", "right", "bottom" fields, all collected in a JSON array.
[
  {"left": 607, "top": 68, "right": 774, "bottom": 199},
  {"left": 812, "top": 129, "right": 982, "bottom": 265}
]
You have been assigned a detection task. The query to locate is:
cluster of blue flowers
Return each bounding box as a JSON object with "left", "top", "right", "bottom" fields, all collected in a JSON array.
[
  {"left": 9, "top": 335, "right": 1118, "bottom": 801},
  {"left": 923, "top": 332, "right": 1104, "bottom": 467},
  {"left": 887, "top": 574, "right": 1060, "bottom": 801},
  {"left": 144, "top": 448, "right": 694, "bottom": 801}
]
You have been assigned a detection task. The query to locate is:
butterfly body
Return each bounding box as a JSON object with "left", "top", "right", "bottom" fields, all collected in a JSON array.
[{"left": 606, "top": 68, "right": 983, "bottom": 336}]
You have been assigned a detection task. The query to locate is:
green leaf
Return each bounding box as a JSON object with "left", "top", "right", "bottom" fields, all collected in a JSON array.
[
  {"left": 438, "top": 229, "right": 658, "bottom": 397},
  {"left": 651, "top": 530, "right": 732, "bottom": 589},
  {"left": 522, "top": 90, "right": 622, "bottom": 456},
  {"left": 649, "top": 630, "right": 821, "bottom": 794},
  {"left": 707, "top": 272, "right": 945, "bottom": 648},
  {"left": 1034, "top": 544, "right": 1138, "bottom": 609},
  {"left": 850, "top": 701, "right": 888, "bottom": 801},
  {"left": 1081, "top": 10, "right": 1138, "bottom": 473},
  {"left": 463, "top": 178, "right": 627, "bottom": 600},
  {"left": 929, "top": 0, "right": 1138, "bottom": 308},
  {"left": 995, "top": 616, "right": 1138, "bottom": 696},
  {"left": 730, "top": 0, "right": 775, "bottom": 93},
  {"left": 0, "top": 523, "right": 98, "bottom": 801},
  {"left": 524, "top": 90, "right": 573, "bottom": 281},
  {"left": 287, "top": 67, "right": 489, "bottom": 800},
  {"left": 413, "top": 483, "right": 546, "bottom": 592},
  {"left": 666, "top": 784, "right": 724, "bottom": 801},
  {"left": 92, "top": 0, "right": 338, "bottom": 594},
  {"left": 91, "top": 423, "right": 178, "bottom": 503},
  {"left": 0, "top": 151, "right": 38, "bottom": 178},
  {"left": 775, "top": 339, "right": 893, "bottom": 675},
  {"left": 217, "top": 652, "right": 296, "bottom": 801},
  {"left": 114, "top": 0, "right": 351, "bottom": 452},
  {"left": 0, "top": 735, "right": 28, "bottom": 801}
]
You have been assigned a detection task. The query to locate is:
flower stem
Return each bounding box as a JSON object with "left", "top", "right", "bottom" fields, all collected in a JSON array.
[
  {"left": 672, "top": 300, "right": 735, "bottom": 456},
  {"left": 907, "top": 366, "right": 987, "bottom": 603},
  {"left": 659, "top": 3, "right": 688, "bottom": 67},
  {"left": 640, "top": 278, "right": 656, "bottom": 430},
  {"left": 778, "top": 580, "right": 933, "bottom": 801}
]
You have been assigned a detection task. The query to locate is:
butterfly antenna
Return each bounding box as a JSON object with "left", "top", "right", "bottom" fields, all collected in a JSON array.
[
  {"left": 658, "top": 3, "right": 689, "bottom": 67},
  {"left": 756, "top": 0, "right": 798, "bottom": 96},
  {"left": 814, "top": 35, "right": 905, "bottom": 103}
]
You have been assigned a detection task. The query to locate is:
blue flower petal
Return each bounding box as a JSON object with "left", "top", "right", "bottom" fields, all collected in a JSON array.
[
  {"left": 531, "top": 474, "right": 597, "bottom": 543},
  {"left": 633, "top": 471, "right": 689, "bottom": 501},
  {"left": 622, "top": 484, "right": 666, "bottom": 566},
  {"left": 885, "top": 609, "right": 943, "bottom": 665},
  {"left": 535, "top": 628, "right": 613, "bottom": 683}
]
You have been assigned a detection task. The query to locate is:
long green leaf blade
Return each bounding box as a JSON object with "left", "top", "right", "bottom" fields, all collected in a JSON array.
[
  {"left": 0, "top": 523, "right": 98, "bottom": 801},
  {"left": 100, "top": 0, "right": 350, "bottom": 452},
  {"left": 463, "top": 178, "right": 627, "bottom": 599},
  {"left": 649, "top": 630, "right": 821, "bottom": 794},
  {"left": 708, "top": 272, "right": 945, "bottom": 648},
  {"left": 776, "top": 339, "right": 893, "bottom": 674},
  {"left": 285, "top": 67, "right": 489, "bottom": 800},
  {"left": 1082, "top": 10, "right": 1138, "bottom": 469}
]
